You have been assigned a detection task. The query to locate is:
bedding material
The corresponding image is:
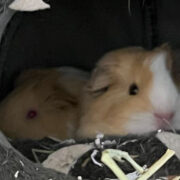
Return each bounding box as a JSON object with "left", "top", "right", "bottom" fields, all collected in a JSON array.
[{"left": 11, "top": 131, "right": 180, "bottom": 180}]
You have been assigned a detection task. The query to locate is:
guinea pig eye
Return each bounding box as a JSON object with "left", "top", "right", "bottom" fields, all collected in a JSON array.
[
  {"left": 26, "top": 110, "right": 37, "bottom": 119},
  {"left": 129, "top": 83, "right": 139, "bottom": 95},
  {"left": 92, "top": 86, "right": 109, "bottom": 97}
]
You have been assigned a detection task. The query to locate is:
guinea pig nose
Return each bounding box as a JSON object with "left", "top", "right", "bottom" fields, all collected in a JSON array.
[{"left": 154, "top": 112, "right": 174, "bottom": 122}]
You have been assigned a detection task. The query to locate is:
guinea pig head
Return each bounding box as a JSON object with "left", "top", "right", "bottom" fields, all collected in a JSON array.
[
  {"left": 77, "top": 46, "right": 179, "bottom": 137},
  {"left": 0, "top": 69, "right": 79, "bottom": 139}
]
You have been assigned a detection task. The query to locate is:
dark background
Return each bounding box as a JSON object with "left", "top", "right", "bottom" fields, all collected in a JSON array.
[{"left": 0, "top": 0, "right": 180, "bottom": 99}]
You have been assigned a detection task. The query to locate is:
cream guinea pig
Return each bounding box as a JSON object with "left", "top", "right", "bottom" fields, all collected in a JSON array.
[
  {"left": 77, "top": 45, "right": 179, "bottom": 138},
  {"left": 0, "top": 67, "right": 89, "bottom": 139}
]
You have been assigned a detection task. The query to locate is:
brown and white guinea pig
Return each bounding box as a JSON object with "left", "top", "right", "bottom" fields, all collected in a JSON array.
[
  {"left": 0, "top": 67, "right": 89, "bottom": 139},
  {"left": 77, "top": 45, "right": 179, "bottom": 138}
]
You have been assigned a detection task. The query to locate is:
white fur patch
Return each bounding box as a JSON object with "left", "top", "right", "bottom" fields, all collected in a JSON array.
[
  {"left": 149, "top": 52, "right": 178, "bottom": 113},
  {"left": 56, "top": 67, "right": 89, "bottom": 97},
  {"left": 125, "top": 52, "right": 179, "bottom": 134},
  {"left": 57, "top": 67, "right": 89, "bottom": 81},
  {"left": 125, "top": 112, "right": 157, "bottom": 134}
]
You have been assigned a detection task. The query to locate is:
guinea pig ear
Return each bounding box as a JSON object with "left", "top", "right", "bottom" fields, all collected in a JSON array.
[
  {"left": 46, "top": 94, "right": 78, "bottom": 110},
  {"left": 44, "top": 85, "right": 78, "bottom": 110},
  {"left": 86, "top": 67, "right": 110, "bottom": 96}
]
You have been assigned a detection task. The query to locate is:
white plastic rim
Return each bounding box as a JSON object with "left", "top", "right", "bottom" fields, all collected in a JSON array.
[{"left": 9, "top": 0, "right": 50, "bottom": 12}]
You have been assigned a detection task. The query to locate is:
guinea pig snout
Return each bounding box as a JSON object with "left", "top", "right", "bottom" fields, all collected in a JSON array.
[{"left": 154, "top": 112, "right": 174, "bottom": 128}]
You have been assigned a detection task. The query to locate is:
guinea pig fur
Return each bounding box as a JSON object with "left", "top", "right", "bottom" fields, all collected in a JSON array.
[
  {"left": 77, "top": 45, "right": 179, "bottom": 138},
  {"left": 0, "top": 68, "right": 89, "bottom": 139}
]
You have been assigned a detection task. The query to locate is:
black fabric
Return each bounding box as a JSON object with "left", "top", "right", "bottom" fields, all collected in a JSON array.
[{"left": 155, "top": 0, "right": 180, "bottom": 47}]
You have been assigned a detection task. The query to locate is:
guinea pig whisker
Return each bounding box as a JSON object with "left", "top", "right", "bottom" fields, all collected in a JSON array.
[{"left": 162, "top": 118, "right": 177, "bottom": 133}]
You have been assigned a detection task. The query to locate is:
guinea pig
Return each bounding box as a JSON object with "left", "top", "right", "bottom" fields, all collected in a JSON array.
[
  {"left": 77, "top": 45, "right": 179, "bottom": 138},
  {"left": 0, "top": 67, "right": 89, "bottom": 139}
]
